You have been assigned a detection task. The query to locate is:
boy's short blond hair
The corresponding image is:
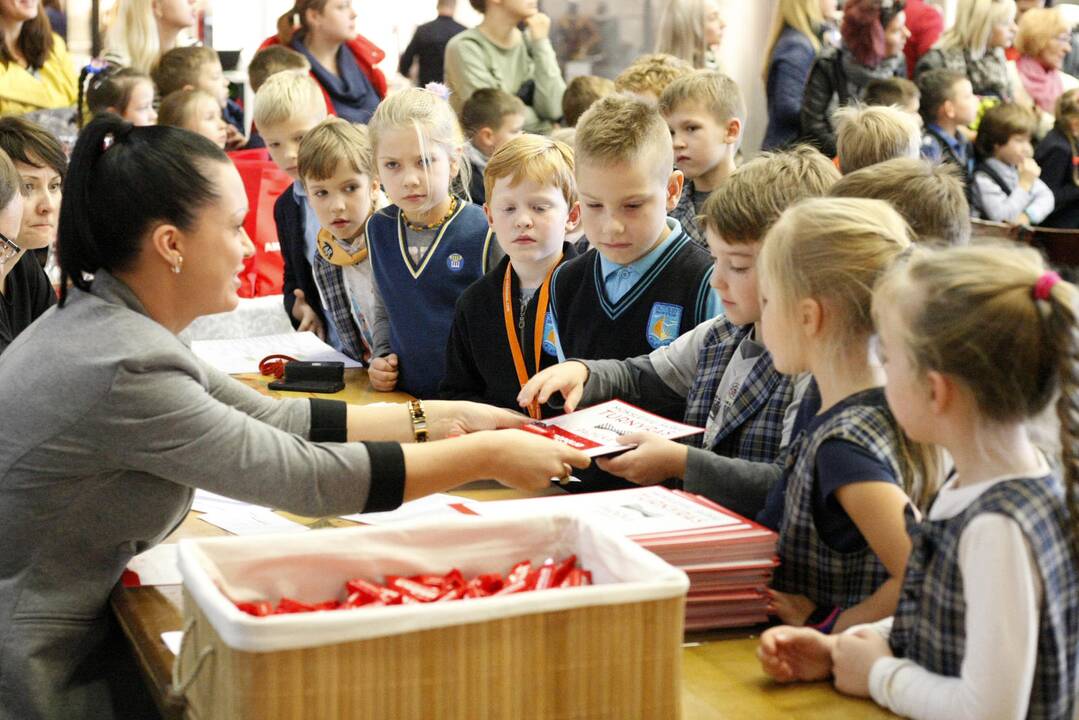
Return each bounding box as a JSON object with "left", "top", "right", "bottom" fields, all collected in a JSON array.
[
  {"left": 614, "top": 53, "right": 693, "bottom": 100},
  {"left": 484, "top": 134, "right": 576, "bottom": 206},
  {"left": 253, "top": 69, "right": 327, "bottom": 129},
  {"left": 701, "top": 145, "right": 840, "bottom": 243},
  {"left": 575, "top": 94, "right": 673, "bottom": 180},
  {"left": 834, "top": 104, "right": 921, "bottom": 174},
  {"left": 151, "top": 45, "right": 219, "bottom": 98},
  {"left": 830, "top": 157, "right": 971, "bottom": 246},
  {"left": 298, "top": 117, "right": 376, "bottom": 186},
  {"left": 248, "top": 45, "right": 310, "bottom": 93},
  {"left": 562, "top": 75, "right": 616, "bottom": 127},
  {"left": 658, "top": 70, "right": 746, "bottom": 146}
]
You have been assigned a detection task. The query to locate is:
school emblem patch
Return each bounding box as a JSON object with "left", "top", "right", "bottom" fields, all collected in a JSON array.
[
  {"left": 542, "top": 310, "right": 559, "bottom": 356},
  {"left": 447, "top": 253, "right": 464, "bottom": 272},
  {"left": 646, "top": 302, "right": 683, "bottom": 348}
]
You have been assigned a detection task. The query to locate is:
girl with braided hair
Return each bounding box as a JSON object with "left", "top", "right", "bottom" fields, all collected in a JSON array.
[{"left": 759, "top": 244, "right": 1079, "bottom": 720}]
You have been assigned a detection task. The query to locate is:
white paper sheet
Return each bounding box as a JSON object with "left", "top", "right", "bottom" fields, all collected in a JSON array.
[
  {"left": 191, "top": 489, "right": 269, "bottom": 515},
  {"left": 339, "top": 493, "right": 480, "bottom": 525},
  {"left": 521, "top": 400, "right": 704, "bottom": 457},
  {"left": 161, "top": 631, "right": 183, "bottom": 655},
  {"left": 124, "top": 544, "right": 182, "bottom": 586},
  {"left": 198, "top": 508, "right": 310, "bottom": 536},
  {"left": 471, "top": 487, "right": 743, "bottom": 537},
  {"left": 190, "top": 331, "right": 362, "bottom": 375}
]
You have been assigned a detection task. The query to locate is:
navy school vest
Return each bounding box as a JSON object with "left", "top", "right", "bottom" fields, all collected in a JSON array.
[
  {"left": 549, "top": 231, "right": 714, "bottom": 362},
  {"left": 366, "top": 202, "right": 493, "bottom": 398}
]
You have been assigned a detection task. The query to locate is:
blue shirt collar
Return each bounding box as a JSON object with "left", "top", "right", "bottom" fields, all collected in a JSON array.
[
  {"left": 928, "top": 123, "right": 963, "bottom": 153},
  {"left": 598, "top": 218, "right": 683, "bottom": 279}
]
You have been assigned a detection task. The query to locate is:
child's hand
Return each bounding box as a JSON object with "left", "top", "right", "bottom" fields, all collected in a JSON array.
[
  {"left": 524, "top": 12, "right": 552, "bottom": 41},
  {"left": 291, "top": 289, "right": 325, "bottom": 340},
  {"left": 369, "top": 354, "right": 399, "bottom": 392},
  {"left": 517, "top": 361, "right": 589, "bottom": 412},
  {"left": 225, "top": 124, "right": 246, "bottom": 151},
  {"left": 766, "top": 588, "right": 818, "bottom": 626},
  {"left": 757, "top": 626, "right": 836, "bottom": 683},
  {"left": 595, "top": 432, "right": 687, "bottom": 484},
  {"left": 831, "top": 628, "right": 893, "bottom": 698},
  {"left": 1018, "top": 157, "right": 1041, "bottom": 189}
]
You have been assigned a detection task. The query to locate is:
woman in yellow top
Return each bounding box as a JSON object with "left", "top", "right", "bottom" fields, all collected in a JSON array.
[{"left": 0, "top": 0, "right": 77, "bottom": 116}]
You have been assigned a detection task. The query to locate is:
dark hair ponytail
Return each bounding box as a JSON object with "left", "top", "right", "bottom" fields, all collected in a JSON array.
[{"left": 57, "top": 115, "right": 229, "bottom": 305}]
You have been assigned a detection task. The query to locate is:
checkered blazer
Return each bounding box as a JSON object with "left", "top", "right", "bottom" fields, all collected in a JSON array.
[
  {"left": 683, "top": 318, "right": 794, "bottom": 464},
  {"left": 890, "top": 476, "right": 1079, "bottom": 720},
  {"left": 311, "top": 255, "right": 368, "bottom": 363},
  {"left": 669, "top": 179, "right": 708, "bottom": 249},
  {"left": 770, "top": 400, "right": 903, "bottom": 609}
]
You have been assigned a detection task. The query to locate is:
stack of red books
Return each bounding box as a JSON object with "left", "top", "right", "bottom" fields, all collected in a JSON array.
[{"left": 464, "top": 486, "right": 778, "bottom": 630}]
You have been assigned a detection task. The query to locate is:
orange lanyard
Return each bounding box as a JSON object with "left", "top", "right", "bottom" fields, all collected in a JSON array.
[{"left": 502, "top": 256, "right": 560, "bottom": 419}]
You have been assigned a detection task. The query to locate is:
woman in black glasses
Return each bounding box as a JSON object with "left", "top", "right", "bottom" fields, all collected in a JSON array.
[{"left": 0, "top": 144, "right": 54, "bottom": 355}]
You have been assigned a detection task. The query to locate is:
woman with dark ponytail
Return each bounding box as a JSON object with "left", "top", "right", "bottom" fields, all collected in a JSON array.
[
  {"left": 258, "top": 0, "right": 386, "bottom": 123},
  {"left": 760, "top": 244, "right": 1079, "bottom": 720},
  {"left": 0, "top": 116, "right": 588, "bottom": 719}
]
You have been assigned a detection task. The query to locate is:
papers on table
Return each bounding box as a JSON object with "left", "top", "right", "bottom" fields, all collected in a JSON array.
[
  {"left": 122, "top": 544, "right": 182, "bottom": 587},
  {"left": 521, "top": 400, "right": 704, "bottom": 457},
  {"left": 198, "top": 507, "right": 310, "bottom": 536},
  {"left": 190, "top": 331, "right": 362, "bottom": 375},
  {"left": 340, "top": 493, "right": 480, "bottom": 525},
  {"left": 465, "top": 486, "right": 779, "bottom": 631},
  {"left": 191, "top": 489, "right": 268, "bottom": 515}
]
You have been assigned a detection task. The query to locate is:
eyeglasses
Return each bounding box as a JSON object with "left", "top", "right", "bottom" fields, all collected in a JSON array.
[{"left": 0, "top": 231, "right": 21, "bottom": 267}]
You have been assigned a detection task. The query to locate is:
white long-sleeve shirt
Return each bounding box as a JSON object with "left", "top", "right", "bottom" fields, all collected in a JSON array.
[
  {"left": 973, "top": 157, "right": 1056, "bottom": 225},
  {"left": 861, "top": 460, "right": 1049, "bottom": 720}
]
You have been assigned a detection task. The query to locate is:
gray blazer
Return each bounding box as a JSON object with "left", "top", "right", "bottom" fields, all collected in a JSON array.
[{"left": 0, "top": 271, "right": 404, "bottom": 720}]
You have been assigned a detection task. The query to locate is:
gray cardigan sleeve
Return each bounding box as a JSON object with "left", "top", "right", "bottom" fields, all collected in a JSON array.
[
  {"left": 526, "top": 37, "right": 566, "bottom": 124},
  {"left": 101, "top": 363, "right": 405, "bottom": 517}
]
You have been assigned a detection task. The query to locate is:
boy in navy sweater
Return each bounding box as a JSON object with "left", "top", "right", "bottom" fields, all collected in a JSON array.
[{"left": 441, "top": 134, "right": 579, "bottom": 415}]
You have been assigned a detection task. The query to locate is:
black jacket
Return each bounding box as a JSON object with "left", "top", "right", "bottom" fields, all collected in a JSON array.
[
  {"left": 1034, "top": 128, "right": 1079, "bottom": 229},
  {"left": 800, "top": 46, "right": 906, "bottom": 157},
  {"left": 398, "top": 15, "right": 467, "bottom": 86},
  {"left": 274, "top": 185, "right": 328, "bottom": 330},
  {"left": 440, "top": 243, "right": 577, "bottom": 413}
]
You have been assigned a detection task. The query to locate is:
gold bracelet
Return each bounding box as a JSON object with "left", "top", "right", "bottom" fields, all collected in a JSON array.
[{"left": 408, "top": 399, "right": 428, "bottom": 443}]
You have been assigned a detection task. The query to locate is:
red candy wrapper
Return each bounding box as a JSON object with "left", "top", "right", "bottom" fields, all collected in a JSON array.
[{"left": 234, "top": 556, "right": 591, "bottom": 616}]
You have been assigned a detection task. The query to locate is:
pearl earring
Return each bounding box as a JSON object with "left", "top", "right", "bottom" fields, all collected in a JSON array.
[{"left": 172, "top": 255, "right": 183, "bottom": 274}]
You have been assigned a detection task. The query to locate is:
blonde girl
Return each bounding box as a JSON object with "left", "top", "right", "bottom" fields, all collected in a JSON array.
[
  {"left": 102, "top": 0, "right": 196, "bottom": 73},
  {"left": 365, "top": 86, "right": 495, "bottom": 398},
  {"left": 655, "top": 0, "right": 726, "bottom": 70},
  {"left": 755, "top": 197, "right": 939, "bottom": 634},
  {"left": 78, "top": 64, "right": 156, "bottom": 127},
  {"left": 760, "top": 244, "right": 1079, "bottom": 720},
  {"left": 157, "top": 88, "right": 228, "bottom": 149}
]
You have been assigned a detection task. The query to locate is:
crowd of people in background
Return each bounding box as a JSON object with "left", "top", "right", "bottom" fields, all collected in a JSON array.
[{"left": 0, "top": 1, "right": 1078, "bottom": 720}]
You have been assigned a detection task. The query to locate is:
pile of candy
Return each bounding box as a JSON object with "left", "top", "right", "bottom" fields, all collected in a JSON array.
[{"left": 235, "top": 555, "right": 591, "bottom": 617}]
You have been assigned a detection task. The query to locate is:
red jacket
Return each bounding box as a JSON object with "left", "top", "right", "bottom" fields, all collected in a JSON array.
[{"left": 259, "top": 33, "right": 387, "bottom": 115}]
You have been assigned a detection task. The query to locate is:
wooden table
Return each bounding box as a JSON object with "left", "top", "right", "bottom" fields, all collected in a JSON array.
[{"left": 111, "top": 369, "right": 897, "bottom": 720}]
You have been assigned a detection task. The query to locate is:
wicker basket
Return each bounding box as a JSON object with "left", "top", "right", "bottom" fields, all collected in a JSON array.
[{"left": 175, "top": 513, "right": 689, "bottom": 719}]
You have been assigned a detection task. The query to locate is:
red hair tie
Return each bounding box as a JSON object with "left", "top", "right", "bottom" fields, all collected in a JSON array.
[
  {"left": 259, "top": 354, "right": 298, "bottom": 379},
  {"left": 1034, "top": 271, "right": 1062, "bottom": 301}
]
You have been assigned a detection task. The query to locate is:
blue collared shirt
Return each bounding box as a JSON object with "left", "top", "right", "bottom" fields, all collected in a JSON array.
[
  {"left": 599, "top": 219, "right": 721, "bottom": 317},
  {"left": 550, "top": 218, "right": 722, "bottom": 360},
  {"left": 292, "top": 181, "right": 343, "bottom": 351}
]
